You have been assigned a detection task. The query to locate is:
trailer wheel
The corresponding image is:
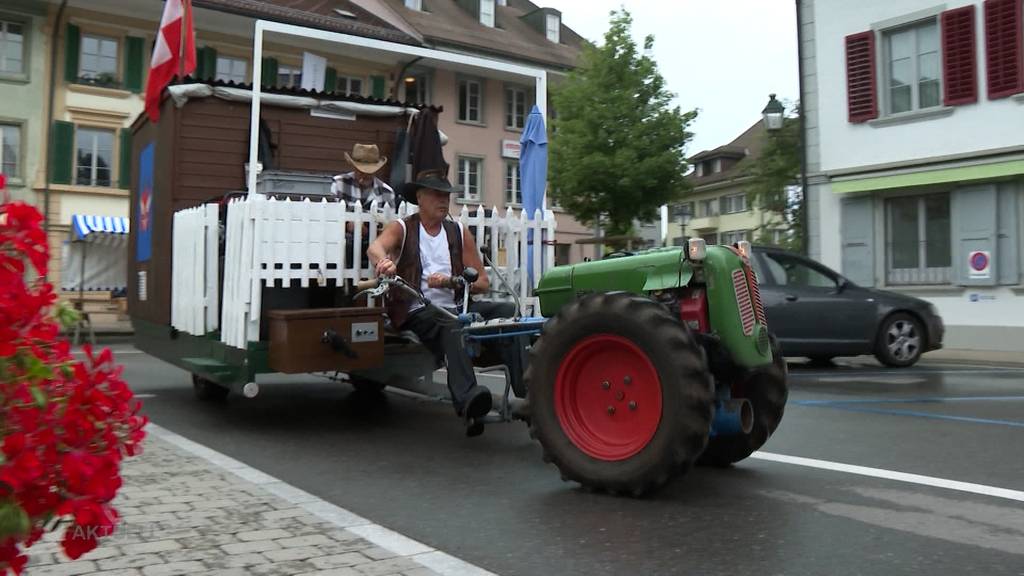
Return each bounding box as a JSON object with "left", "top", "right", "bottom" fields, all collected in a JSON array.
[
  {"left": 525, "top": 292, "right": 713, "bottom": 496},
  {"left": 192, "top": 374, "right": 229, "bottom": 401},
  {"left": 698, "top": 333, "right": 788, "bottom": 467},
  {"left": 350, "top": 377, "right": 386, "bottom": 395}
]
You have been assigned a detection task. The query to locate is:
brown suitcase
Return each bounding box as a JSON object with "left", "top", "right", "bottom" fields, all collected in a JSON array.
[{"left": 267, "top": 308, "right": 385, "bottom": 374}]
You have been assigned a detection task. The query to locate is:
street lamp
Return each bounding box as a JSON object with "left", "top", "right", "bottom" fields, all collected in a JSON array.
[{"left": 762, "top": 93, "right": 785, "bottom": 131}]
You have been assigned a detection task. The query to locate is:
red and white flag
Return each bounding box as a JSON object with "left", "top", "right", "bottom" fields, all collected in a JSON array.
[{"left": 145, "top": 0, "right": 196, "bottom": 122}]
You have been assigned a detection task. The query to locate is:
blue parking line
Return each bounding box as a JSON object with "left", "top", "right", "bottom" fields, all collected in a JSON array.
[{"left": 793, "top": 396, "right": 1024, "bottom": 428}]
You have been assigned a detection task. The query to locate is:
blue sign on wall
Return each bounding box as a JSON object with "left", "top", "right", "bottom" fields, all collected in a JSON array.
[{"left": 136, "top": 142, "right": 155, "bottom": 262}]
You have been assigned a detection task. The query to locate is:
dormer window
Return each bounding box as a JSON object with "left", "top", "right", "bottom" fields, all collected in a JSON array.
[
  {"left": 545, "top": 13, "right": 560, "bottom": 43},
  {"left": 480, "top": 0, "right": 495, "bottom": 27},
  {"left": 405, "top": 0, "right": 421, "bottom": 10},
  {"left": 695, "top": 163, "right": 704, "bottom": 177},
  {"left": 713, "top": 159, "right": 722, "bottom": 173}
]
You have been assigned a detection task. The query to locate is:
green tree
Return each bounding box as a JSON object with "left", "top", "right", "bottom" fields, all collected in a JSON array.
[
  {"left": 549, "top": 9, "right": 697, "bottom": 237},
  {"left": 744, "top": 103, "right": 803, "bottom": 251}
]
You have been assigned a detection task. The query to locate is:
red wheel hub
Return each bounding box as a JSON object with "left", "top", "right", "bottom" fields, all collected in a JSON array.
[{"left": 554, "top": 334, "right": 663, "bottom": 461}]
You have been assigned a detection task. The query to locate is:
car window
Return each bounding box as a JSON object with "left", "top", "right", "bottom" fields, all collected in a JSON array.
[{"left": 762, "top": 252, "right": 837, "bottom": 289}]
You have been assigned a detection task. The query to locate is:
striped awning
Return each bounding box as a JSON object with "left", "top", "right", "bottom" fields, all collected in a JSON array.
[{"left": 72, "top": 214, "right": 130, "bottom": 242}]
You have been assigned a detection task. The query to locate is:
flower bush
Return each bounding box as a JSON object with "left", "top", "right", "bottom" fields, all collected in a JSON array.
[{"left": 0, "top": 200, "right": 147, "bottom": 575}]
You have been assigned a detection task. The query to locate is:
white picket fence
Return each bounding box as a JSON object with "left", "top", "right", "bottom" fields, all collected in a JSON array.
[
  {"left": 180, "top": 196, "right": 559, "bottom": 349},
  {"left": 170, "top": 204, "right": 220, "bottom": 336}
]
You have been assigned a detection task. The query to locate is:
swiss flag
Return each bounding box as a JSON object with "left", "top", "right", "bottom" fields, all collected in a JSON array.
[{"left": 145, "top": 0, "right": 196, "bottom": 122}]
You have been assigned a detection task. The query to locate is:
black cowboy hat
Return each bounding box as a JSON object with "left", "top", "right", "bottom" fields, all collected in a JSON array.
[{"left": 400, "top": 169, "right": 463, "bottom": 205}]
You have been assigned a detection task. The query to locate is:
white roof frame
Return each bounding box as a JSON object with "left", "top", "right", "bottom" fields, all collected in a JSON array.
[{"left": 247, "top": 19, "right": 549, "bottom": 195}]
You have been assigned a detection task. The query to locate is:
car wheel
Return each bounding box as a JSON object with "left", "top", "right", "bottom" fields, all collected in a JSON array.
[{"left": 874, "top": 313, "right": 924, "bottom": 367}]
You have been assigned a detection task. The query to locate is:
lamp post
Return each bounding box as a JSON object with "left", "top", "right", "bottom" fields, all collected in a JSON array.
[
  {"left": 762, "top": 93, "right": 785, "bottom": 131},
  {"left": 674, "top": 203, "right": 693, "bottom": 245}
]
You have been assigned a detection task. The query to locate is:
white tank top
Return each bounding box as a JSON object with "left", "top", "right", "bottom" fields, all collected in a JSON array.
[{"left": 398, "top": 219, "right": 463, "bottom": 312}]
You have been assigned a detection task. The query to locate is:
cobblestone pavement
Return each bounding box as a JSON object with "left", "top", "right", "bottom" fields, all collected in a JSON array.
[{"left": 26, "top": 425, "right": 494, "bottom": 576}]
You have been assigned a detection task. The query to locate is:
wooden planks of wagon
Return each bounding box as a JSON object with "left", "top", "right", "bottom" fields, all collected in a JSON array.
[{"left": 125, "top": 79, "right": 438, "bottom": 389}]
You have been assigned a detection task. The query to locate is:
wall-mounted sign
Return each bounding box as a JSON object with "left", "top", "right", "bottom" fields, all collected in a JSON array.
[
  {"left": 968, "top": 250, "right": 991, "bottom": 279},
  {"left": 501, "top": 140, "right": 521, "bottom": 159}
]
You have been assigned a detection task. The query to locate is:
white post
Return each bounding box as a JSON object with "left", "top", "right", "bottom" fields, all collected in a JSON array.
[{"left": 246, "top": 21, "right": 265, "bottom": 196}]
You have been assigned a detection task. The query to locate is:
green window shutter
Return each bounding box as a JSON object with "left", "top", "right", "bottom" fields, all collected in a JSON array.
[
  {"left": 194, "top": 47, "right": 206, "bottom": 79},
  {"left": 119, "top": 129, "right": 133, "bottom": 189},
  {"left": 324, "top": 67, "right": 337, "bottom": 93},
  {"left": 64, "top": 24, "right": 80, "bottom": 83},
  {"left": 371, "top": 75, "right": 386, "bottom": 99},
  {"left": 50, "top": 121, "right": 75, "bottom": 185},
  {"left": 202, "top": 47, "right": 218, "bottom": 81},
  {"left": 261, "top": 57, "right": 278, "bottom": 87},
  {"left": 124, "top": 36, "right": 145, "bottom": 93}
]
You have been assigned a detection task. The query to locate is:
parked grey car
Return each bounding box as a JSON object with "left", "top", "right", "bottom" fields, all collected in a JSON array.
[{"left": 748, "top": 245, "right": 944, "bottom": 367}]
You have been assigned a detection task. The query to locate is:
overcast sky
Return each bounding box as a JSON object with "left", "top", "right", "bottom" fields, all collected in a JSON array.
[{"left": 539, "top": 0, "right": 800, "bottom": 156}]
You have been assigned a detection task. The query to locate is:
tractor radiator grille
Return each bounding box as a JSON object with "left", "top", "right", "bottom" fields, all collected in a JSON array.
[
  {"left": 732, "top": 269, "right": 756, "bottom": 337},
  {"left": 747, "top": 267, "right": 767, "bottom": 327}
]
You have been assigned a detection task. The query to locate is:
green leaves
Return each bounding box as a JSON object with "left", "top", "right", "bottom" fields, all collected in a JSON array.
[
  {"left": 743, "top": 107, "right": 804, "bottom": 251},
  {"left": 0, "top": 500, "right": 30, "bottom": 540},
  {"left": 550, "top": 9, "right": 696, "bottom": 237}
]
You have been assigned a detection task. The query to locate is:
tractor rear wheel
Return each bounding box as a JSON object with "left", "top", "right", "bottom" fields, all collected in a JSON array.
[
  {"left": 525, "top": 292, "right": 714, "bottom": 496},
  {"left": 698, "top": 334, "right": 788, "bottom": 467}
]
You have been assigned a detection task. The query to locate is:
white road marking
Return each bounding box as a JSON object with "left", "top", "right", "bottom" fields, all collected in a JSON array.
[
  {"left": 146, "top": 423, "right": 499, "bottom": 576},
  {"left": 753, "top": 452, "right": 1024, "bottom": 503}
]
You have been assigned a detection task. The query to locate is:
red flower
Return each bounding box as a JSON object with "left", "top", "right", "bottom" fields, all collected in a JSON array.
[{"left": 0, "top": 201, "right": 146, "bottom": 572}]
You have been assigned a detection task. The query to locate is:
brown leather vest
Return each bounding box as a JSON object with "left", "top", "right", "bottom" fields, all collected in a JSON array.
[{"left": 386, "top": 214, "right": 465, "bottom": 328}]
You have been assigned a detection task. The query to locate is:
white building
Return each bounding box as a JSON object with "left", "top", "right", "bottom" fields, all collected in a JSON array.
[{"left": 800, "top": 0, "right": 1024, "bottom": 351}]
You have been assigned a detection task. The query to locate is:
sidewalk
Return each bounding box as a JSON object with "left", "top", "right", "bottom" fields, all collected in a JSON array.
[
  {"left": 919, "top": 348, "right": 1024, "bottom": 367},
  {"left": 26, "top": 425, "right": 495, "bottom": 576}
]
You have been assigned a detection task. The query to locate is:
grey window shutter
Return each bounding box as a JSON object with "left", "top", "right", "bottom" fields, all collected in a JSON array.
[
  {"left": 997, "top": 183, "right": 1019, "bottom": 285},
  {"left": 841, "top": 195, "right": 875, "bottom": 286},
  {"left": 951, "top": 184, "right": 997, "bottom": 286}
]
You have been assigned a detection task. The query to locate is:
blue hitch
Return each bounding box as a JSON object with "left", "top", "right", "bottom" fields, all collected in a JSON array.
[{"left": 710, "top": 399, "right": 754, "bottom": 437}]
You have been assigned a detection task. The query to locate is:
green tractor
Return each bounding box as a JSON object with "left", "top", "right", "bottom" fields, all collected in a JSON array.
[{"left": 518, "top": 239, "right": 788, "bottom": 495}]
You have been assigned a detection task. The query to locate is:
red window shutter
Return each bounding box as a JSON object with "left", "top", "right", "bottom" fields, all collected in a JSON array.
[
  {"left": 845, "top": 31, "right": 878, "bottom": 123},
  {"left": 942, "top": 6, "right": 979, "bottom": 105},
  {"left": 984, "top": 0, "right": 1023, "bottom": 99}
]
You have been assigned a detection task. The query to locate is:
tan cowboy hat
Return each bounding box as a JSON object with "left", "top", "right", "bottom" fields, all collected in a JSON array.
[{"left": 344, "top": 143, "right": 388, "bottom": 174}]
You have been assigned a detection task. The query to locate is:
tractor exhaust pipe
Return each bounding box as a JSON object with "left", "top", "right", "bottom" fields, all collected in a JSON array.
[{"left": 711, "top": 399, "right": 754, "bottom": 437}]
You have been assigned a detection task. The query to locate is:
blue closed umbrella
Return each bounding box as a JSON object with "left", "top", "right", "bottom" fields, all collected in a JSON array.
[{"left": 519, "top": 105, "right": 548, "bottom": 287}]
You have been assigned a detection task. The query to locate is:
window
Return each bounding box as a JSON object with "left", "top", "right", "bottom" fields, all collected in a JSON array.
[
  {"left": 505, "top": 87, "right": 527, "bottom": 130},
  {"left": 886, "top": 193, "right": 951, "bottom": 284},
  {"left": 699, "top": 198, "right": 718, "bottom": 217},
  {"left": 277, "top": 65, "right": 302, "bottom": 89},
  {"left": 770, "top": 229, "right": 788, "bottom": 246},
  {"left": 215, "top": 56, "right": 246, "bottom": 84},
  {"left": 404, "top": 74, "right": 430, "bottom": 105},
  {"left": 338, "top": 76, "right": 363, "bottom": 97},
  {"left": 546, "top": 13, "right": 560, "bottom": 43},
  {"left": 458, "top": 157, "right": 482, "bottom": 201},
  {"left": 700, "top": 233, "right": 718, "bottom": 245},
  {"left": 79, "top": 34, "right": 119, "bottom": 85},
  {"left": 722, "top": 230, "right": 749, "bottom": 245},
  {"left": 761, "top": 251, "right": 838, "bottom": 289},
  {"left": 721, "top": 193, "right": 747, "bottom": 214},
  {"left": 479, "top": 0, "right": 495, "bottom": 27},
  {"left": 885, "top": 19, "right": 940, "bottom": 114},
  {"left": 75, "top": 127, "right": 114, "bottom": 187},
  {"left": 459, "top": 78, "right": 483, "bottom": 123},
  {"left": 404, "top": 0, "right": 422, "bottom": 10},
  {"left": 504, "top": 161, "right": 521, "bottom": 205},
  {"left": 695, "top": 163, "right": 704, "bottom": 177},
  {"left": 712, "top": 159, "right": 722, "bottom": 173},
  {"left": 0, "top": 20, "right": 24, "bottom": 76},
  {"left": 0, "top": 123, "right": 20, "bottom": 179}
]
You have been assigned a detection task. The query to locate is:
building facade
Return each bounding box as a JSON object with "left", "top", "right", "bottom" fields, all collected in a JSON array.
[
  {"left": 801, "top": 0, "right": 1024, "bottom": 351},
  {"left": 29, "top": 0, "right": 590, "bottom": 298},
  {"left": 668, "top": 120, "right": 786, "bottom": 247},
  {"left": 1, "top": 0, "right": 48, "bottom": 206}
]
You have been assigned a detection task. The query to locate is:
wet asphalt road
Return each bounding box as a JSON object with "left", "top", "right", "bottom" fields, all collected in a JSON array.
[{"left": 107, "top": 348, "right": 1024, "bottom": 576}]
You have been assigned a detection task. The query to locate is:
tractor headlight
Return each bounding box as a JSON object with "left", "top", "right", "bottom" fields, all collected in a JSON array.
[
  {"left": 688, "top": 238, "right": 706, "bottom": 262},
  {"left": 736, "top": 240, "right": 751, "bottom": 258}
]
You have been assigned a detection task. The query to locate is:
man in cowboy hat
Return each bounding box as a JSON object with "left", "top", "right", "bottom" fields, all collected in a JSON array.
[
  {"left": 367, "top": 169, "right": 515, "bottom": 437},
  {"left": 332, "top": 143, "right": 397, "bottom": 209}
]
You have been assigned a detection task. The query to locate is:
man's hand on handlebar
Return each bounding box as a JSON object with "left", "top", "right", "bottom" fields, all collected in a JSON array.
[{"left": 375, "top": 257, "right": 396, "bottom": 278}]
